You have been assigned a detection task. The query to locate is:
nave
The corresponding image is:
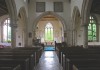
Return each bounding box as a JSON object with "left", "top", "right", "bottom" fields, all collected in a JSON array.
[{"left": 34, "top": 51, "right": 62, "bottom": 70}]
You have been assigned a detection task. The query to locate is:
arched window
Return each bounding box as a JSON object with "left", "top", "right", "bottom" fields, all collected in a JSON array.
[
  {"left": 45, "top": 22, "right": 53, "bottom": 41},
  {"left": 88, "top": 16, "right": 97, "bottom": 42},
  {"left": 2, "top": 18, "right": 11, "bottom": 43}
]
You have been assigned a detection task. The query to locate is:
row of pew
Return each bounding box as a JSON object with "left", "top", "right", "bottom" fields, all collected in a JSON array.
[
  {"left": 0, "top": 46, "right": 43, "bottom": 70},
  {"left": 56, "top": 43, "right": 100, "bottom": 70}
]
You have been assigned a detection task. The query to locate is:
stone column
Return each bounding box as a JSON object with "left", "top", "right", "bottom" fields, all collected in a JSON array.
[
  {"left": 23, "top": 28, "right": 28, "bottom": 47},
  {"left": 64, "top": 31, "right": 67, "bottom": 42},
  {"left": 10, "top": 20, "right": 17, "bottom": 48},
  {"left": 5, "top": 0, "right": 17, "bottom": 48},
  {"left": 28, "top": 30, "right": 35, "bottom": 46},
  {"left": 83, "top": 24, "right": 88, "bottom": 48},
  {"left": 32, "top": 30, "right": 36, "bottom": 39},
  {"left": 72, "top": 29, "right": 76, "bottom": 46}
]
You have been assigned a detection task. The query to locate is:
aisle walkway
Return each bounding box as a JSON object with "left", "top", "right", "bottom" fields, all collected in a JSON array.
[{"left": 34, "top": 51, "right": 63, "bottom": 70}]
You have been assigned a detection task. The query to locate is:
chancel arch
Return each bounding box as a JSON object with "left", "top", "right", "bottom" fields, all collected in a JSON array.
[{"left": 33, "top": 11, "right": 66, "bottom": 45}]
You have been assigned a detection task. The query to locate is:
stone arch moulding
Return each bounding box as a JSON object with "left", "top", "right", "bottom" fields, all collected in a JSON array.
[
  {"left": 18, "top": 7, "right": 28, "bottom": 46},
  {"left": 81, "top": 0, "right": 93, "bottom": 25},
  {"left": 33, "top": 11, "right": 67, "bottom": 32},
  {"left": 72, "top": 6, "right": 81, "bottom": 46},
  {"left": 81, "top": 0, "right": 93, "bottom": 48},
  {"left": 5, "top": 0, "right": 17, "bottom": 22},
  {"left": 0, "top": 15, "right": 9, "bottom": 24},
  {"left": 72, "top": 6, "right": 81, "bottom": 29},
  {"left": 18, "top": 7, "right": 27, "bottom": 21},
  {"left": 18, "top": 7, "right": 27, "bottom": 30},
  {"left": 5, "top": 0, "right": 17, "bottom": 47}
]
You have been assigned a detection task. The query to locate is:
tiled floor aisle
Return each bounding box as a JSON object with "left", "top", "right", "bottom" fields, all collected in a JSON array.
[{"left": 34, "top": 51, "right": 63, "bottom": 70}]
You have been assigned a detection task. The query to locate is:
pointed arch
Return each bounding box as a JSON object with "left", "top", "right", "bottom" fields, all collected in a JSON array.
[
  {"left": 17, "top": 7, "right": 28, "bottom": 47},
  {"left": 81, "top": 0, "right": 94, "bottom": 47},
  {"left": 81, "top": 0, "right": 93, "bottom": 25},
  {"left": 72, "top": 6, "right": 81, "bottom": 29},
  {"left": 5, "top": 0, "right": 17, "bottom": 47},
  {"left": 33, "top": 11, "right": 66, "bottom": 31},
  {"left": 72, "top": 6, "right": 81, "bottom": 46},
  {"left": 45, "top": 22, "right": 53, "bottom": 41},
  {"left": 88, "top": 15, "right": 98, "bottom": 42},
  {"left": 18, "top": 7, "right": 27, "bottom": 32},
  {"left": 2, "top": 18, "right": 11, "bottom": 43}
]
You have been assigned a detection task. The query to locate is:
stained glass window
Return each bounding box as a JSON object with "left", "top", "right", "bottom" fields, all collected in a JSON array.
[
  {"left": 88, "top": 16, "right": 96, "bottom": 42},
  {"left": 3, "top": 18, "right": 11, "bottom": 43},
  {"left": 45, "top": 23, "right": 53, "bottom": 41}
]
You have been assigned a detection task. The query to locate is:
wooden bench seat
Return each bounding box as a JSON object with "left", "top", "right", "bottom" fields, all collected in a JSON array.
[
  {"left": 0, "top": 47, "right": 43, "bottom": 70},
  {"left": 0, "top": 58, "right": 29, "bottom": 70},
  {"left": 75, "top": 67, "right": 100, "bottom": 70},
  {"left": 0, "top": 64, "right": 21, "bottom": 70},
  {"left": 0, "top": 54, "right": 34, "bottom": 70},
  {"left": 57, "top": 47, "right": 100, "bottom": 70},
  {"left": 66, "top": 59, "right": 100, "bottom": 70},
  {"left": 0, "top": 49, "right": 42, "bottom": 66}
]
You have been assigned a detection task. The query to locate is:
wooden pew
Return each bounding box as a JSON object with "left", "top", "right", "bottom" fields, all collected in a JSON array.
[
  {"left": 67, "top": 59, "right": 100, "bottom": 70},
  {"left": 73, "top": 64, "right": 100, "bottom": 70},
  {"left": 63, "top": 49, "right": 100, "bottom": 70},
  {"left": 57, "top": 47, "right": 100, "bottom": 70},
  {"left": 0, "top": 52, "right": 34, "bottom": 70},
  {"left": 58, "top": 47, "right": 84, "bottom": 66},
  {"left": 0, "top": 58, "right": 29, "bottom": 70},
  {"left": 0, "top": 47, "right": 43, "bottom": 70},
  {"left": 61, "top": 47, "right": 84, "bottom": 70},
  {"left": 0, "top": 64, "right": 21, "bottom": 70},
  {"left": 0, "top": 54, "right": 34, "bottom": 70},
  {"left": 13, "top": 47, "right": 43, "bottom": 65}
]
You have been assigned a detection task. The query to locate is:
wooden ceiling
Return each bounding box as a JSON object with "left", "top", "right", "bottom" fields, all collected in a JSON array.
[
  {"left": 40, "top": 15, "right": 58, "bottom": 21},
  {"left": 91, "top": 0, "right": 100, "bottom": 15},
  {"left": 0, "top": 0, "right": 8, "bottom": 17},
  {"left": 0, "top": 0, "right": 100, "bottom": 18}
]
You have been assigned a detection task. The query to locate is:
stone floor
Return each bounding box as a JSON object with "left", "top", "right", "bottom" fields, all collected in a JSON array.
[{"left": 34, "top": 51, "right": 63, "bottom": 70}]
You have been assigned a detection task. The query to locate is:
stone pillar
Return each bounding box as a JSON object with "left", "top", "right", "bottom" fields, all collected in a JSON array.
[
  {"left": 64, "top": 31, "right": 67, "bottom": 42},
  {"left": 83, "top": 24, "right": 88, "bottom": 48},
  {"left": 31, "top": 30, "right": 36, "bottom": 46},
  {"left": 73, "top": 29, "right": 75, "bottom": 46},
  {"left": 72, "top": 29, "right": 75, "bottom": 46},
  {"left": 32, "top": 30, "right": 36, "bottom": 39},
  {"left": 23, "top": 29, "right": 28, "bottom": 47},
  {"left": 10, "top": 20, "right": 17, "bottom": 48},
  {"left": 5, "top": 0, "right": 17, "bottom": 48},
  {"left": 22, "top": 17, "right": 28, "bottom": 47}
]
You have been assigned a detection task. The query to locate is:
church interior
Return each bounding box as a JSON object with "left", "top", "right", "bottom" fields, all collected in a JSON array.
[{"left": 0, "top": 0, "right": 100, "bottom": 70}]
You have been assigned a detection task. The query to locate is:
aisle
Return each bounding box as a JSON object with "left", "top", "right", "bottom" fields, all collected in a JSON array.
[{"left": 34, "top": 51, "right": 63, "bottom": 70}]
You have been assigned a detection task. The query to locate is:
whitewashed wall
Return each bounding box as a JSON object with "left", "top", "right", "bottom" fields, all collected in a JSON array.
[{"left": 28, "top": 0, "right": 71, "bottom": 46}]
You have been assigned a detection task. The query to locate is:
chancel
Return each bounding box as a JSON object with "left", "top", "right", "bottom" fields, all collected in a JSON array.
[{"left": 0, "top": 0, "right": 100, "bottom": 70}]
